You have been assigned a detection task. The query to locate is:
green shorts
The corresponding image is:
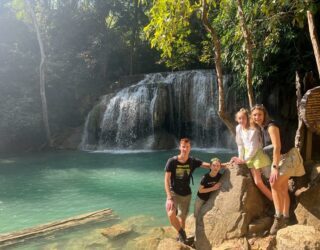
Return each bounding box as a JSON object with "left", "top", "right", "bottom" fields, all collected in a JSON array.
[{"left": 246, "top": 149, "right": 271, "bottom": 169}]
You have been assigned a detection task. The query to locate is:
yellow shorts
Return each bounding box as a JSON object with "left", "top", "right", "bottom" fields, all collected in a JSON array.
[{"left": 246, "top": 149, "right": 271, "bottom": 169}]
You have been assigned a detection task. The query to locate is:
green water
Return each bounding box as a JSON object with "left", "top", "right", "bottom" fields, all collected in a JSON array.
[{"left": 0, "top": 149, "right": 234, "bottom": 248}]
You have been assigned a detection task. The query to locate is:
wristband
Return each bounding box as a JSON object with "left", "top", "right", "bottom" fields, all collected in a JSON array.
[
  {"left": 272, "top": 165, "right": 280, "bottom": 170},
  {"left": 167, "top": 197, "right": 173, "bottom": 200}
]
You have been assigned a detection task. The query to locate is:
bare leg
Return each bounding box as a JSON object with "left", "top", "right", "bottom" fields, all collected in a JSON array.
[
  {"left": 167, "top": 209, "right": 182, "bottom": 231},
  {"left": 269, "top": 175, "right": 290, "bottom": 235},
  {"left": 251, "top": 168, "right": 273, "bottom": 201},
  {"left": 278, "top": 176, "right": 290, "bottom": 216},
  {"left": 270, "top": 175, "right": 290, "bottom": 214},
  {"left": 178, "top": 215, "right": 187, "bottom": 229}
]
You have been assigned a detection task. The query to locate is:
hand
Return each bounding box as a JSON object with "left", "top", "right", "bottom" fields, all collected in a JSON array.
[
  {"left": 212, "top": 182, "right": 221, "bottom": 191},
  {"left": 230, "top": 156, "right": 237, "bottom": 163},
  {"left": 166, "top": 198, "right": 174, "bottom": 213},
  {"left": 231, "top": 157, "right": 245, "bottom": 165},
  {"left": 269, "top": 169, "right": 279, "bottom": 183}
]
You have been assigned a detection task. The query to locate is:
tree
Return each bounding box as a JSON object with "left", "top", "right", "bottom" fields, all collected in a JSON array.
[
  {"left": 144, "top": 0, "right": 319, "bottom": 127},
  {"left": 235, "top": 0, "right": 254, "bottom": 108},
  {"left": 201, "top": 0, "right": 235, "bottom": 136},
  {"left": 24, "top": 0, "right": 52, "bottom": 146},
  {"left": 307, "top": 10, "right": 320, "bottom": 78},
  {"left": 259, "top": 0, "right": 320, "bottom": 78},
  {"left": 144, "top": 0, "right": 289, "bottom": 136},
  {"left": 145, "top": 0, "right": 236, "bottom": 136}
]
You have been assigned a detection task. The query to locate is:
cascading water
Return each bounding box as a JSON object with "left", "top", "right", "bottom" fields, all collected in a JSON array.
[{"left": 80, "top": 70, "right": 235, "bottom": 150}]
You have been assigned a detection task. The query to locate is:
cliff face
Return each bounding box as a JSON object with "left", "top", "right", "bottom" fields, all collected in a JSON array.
[{"left": 80, "top": 70, "right": 237, "bottom": 150}]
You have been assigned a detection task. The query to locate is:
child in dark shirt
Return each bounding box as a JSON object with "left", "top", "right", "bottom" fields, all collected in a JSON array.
[{"left": 194, "top": 158, "right": 226, "bottom": 219}]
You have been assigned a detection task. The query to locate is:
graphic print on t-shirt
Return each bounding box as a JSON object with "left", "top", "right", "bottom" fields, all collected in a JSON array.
[{"left": 176, "top": 164, "right": 190, "bottom": 180}]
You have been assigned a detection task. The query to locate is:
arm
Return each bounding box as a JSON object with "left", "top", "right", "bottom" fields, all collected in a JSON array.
[
  {"left": 201, "top": 161, "right": 211, "bottom": 169},
  {"left": 236, "top": 125, "right": 245, "bottom": 159},
  {"left": 268, "top": 125, "right": 281, "bottom": 167},
  {"left": 164, "top": 171, "right": 172, "bottom": 199},
  {"left": 221, "top": 162, "right": 230, "bottom": 168},
  {"left": 268, "top": 125, "right": 281, "bottom": 183},
  {"left": 198, "top": 183, "right": 221, "bottom": 193},
  {"left": 243, "top": 129, "right": 260, "bottom": 162}
]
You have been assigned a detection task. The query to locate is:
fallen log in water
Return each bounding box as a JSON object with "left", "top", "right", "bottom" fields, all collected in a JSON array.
[{"left": 0, "top": 208, "right": 116, "bottom": 247}]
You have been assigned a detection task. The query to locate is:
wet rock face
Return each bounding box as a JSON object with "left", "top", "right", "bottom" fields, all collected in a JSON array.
[
  {"left": 101, "top": 224, "right": 133, "bottom": 240},
  {"left": 195, "top": 164, "right": 268, "bottom": 250},
  {"left": 80, "top": 70, "right": 235, "bottom": 150}
]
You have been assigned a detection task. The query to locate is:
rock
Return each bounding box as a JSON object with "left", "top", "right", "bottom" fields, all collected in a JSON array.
[
  {"left": 125, "top": 226, "right": 177, "bottom": 250},
  {"left": 293, "top": 162, "right": 319, "bottom": 197},
  {"left": 126, "top": 234, "right": 162, "bottom": 250},
  {"left": 195, "top": 164, "right": 268, "bottom": 250},
  {"left": 248, "top": 235, "right": 276, "bottom": 250},
  {"left": 157, "top": 238, "right": 193, "bottom": 250},
  {"left": 295, "top": 170, "right": 320, "bottom": 230},
  {"left": 248, "top": 216, "right": 273, "bottom": 236},
  {"left": 214, "top": 238, "right": 249, "bottom": 250},
  {"left": 151, "top": 130, "right": 177, "bottom": 150},
  {"left": 310, "top": 164, "right": 320, "bottom": 181},
  {"left": 185, "top": 215, "right": 196, "bottom": 237},
  {"left": 43, "top": 229, "right": 110, "bottom": 250},
  {"left": 276, "top": 225, "right": 320, "bottom": 250},
  {"left": 101, "top": 224, "right": 133, "bottom": 240},
  {"left": 54, "top": 127, "right": 83, "bottom": 150}
]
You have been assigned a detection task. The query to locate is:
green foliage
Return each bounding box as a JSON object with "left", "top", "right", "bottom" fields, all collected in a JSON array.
[
  {"left": 144, "top": 0, "right": 319, "bottom": 89},
  {"left": 144, "top": 0, "right": 199, "bottom": 68},
  {"left": 9, "top": 0, "right": 26, "bottom": 20}
]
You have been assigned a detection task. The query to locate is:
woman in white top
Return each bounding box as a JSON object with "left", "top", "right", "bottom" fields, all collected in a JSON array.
[{"left": 231, "top": 108, "right": 272, "bottom": 201}]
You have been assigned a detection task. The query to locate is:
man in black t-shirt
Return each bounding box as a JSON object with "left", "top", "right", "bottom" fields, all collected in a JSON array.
[{"left": 164, "top": 138, "right": 210, "bottom": 244}]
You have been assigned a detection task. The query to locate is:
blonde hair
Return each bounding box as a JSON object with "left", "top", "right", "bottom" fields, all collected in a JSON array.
[
  {"left": 210, "top": 157, "right": 221, "bottom": 164},
  {"left": 235, "top": 108, "right": 250, "bottom": 129}
]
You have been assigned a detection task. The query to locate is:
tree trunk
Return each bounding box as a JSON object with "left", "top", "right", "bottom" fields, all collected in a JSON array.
[
  {"left": 25, "top": 0, "right": 52, "bottom": 147},
  {"left": 0, "top": 208, "right": 114, "bottom": 247},
  {"left": 294, "top": 71, "right": 305, "bottom": 150},
  {"left": 307, "top": 10, "right": 320, "bottom": 78},
  {"left": 201, "top": 0, "right": 235, "bottom": 137},
  {"left": 236, "top": 0, "right": 255, "bottom": 108}
]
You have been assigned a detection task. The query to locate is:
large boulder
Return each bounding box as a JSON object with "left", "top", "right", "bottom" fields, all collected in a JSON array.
[
  {"left": 195, "top": 164, "right": 268, "bottom": 250},
  {"left": 213, "top": 238, "right": 249, "bottom": 250},
  {"left": 295, "top": 164, "right": 320, "bottom": 230},
  {"left": 101, "top": 224, "right": 133, "bottom": 240},
  {"left": 276, "top": 225, "right": 320, "bottom": 250}
]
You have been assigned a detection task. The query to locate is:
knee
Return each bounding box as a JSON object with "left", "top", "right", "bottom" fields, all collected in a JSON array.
[{"left": 167, "top": 209, "right": 177, "bottom": 219}]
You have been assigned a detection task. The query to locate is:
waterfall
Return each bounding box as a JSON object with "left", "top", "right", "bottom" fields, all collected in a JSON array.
[{"left": 80, "top": 70, "right": 235, "bottom": 150}]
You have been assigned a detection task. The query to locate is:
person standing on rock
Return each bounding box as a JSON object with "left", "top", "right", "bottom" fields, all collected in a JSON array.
[
  {"left": 231, "top": 108, "right": 273, "bottom": 201},
  {"left": 164, "top": 138, "right": 210, "bottom": 244},
  {"left": 251, "top": 104, "right": 305, "bottom": 235},
  {"left": 194, "top": 157, "right": 225, "bottom": 220}
]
